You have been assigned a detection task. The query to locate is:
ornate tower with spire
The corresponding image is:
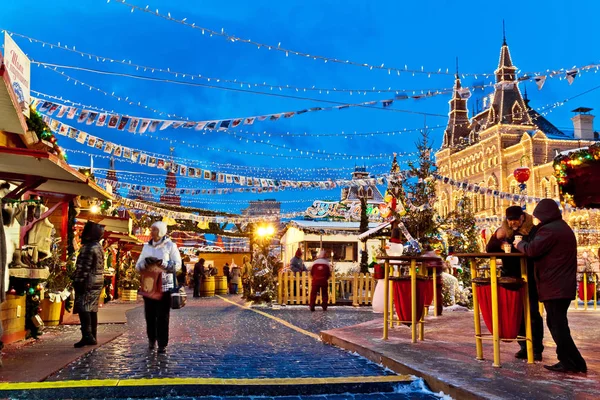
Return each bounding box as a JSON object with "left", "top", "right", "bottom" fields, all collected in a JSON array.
[
  {"left": 442, "top": 59, "right": 471, "bottom": 148},
  {"left": 159, "top": 147, "right": 181, "bottom": 206},
  {"left": 486, "top": 30, "right": 532, "bottom": 127},
  {"left": 106, "top": 157, "right": 117, "bottom": 183}
]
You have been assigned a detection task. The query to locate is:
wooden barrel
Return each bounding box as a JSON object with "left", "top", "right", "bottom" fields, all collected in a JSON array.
[
  {"left": 215, "top": 276, "right": 228, "bottom": 295},
  {"left": 40, "top": 298, "right": 62, "bottom": 326},
  {"left": 232, "top": 276, "right": 243, "bottom": 294},
  {"left": 120, "top": 289, "right": 138, "bottom": 302},
  {"left": 201, "top": 276, "right": 215, "bottom": 297},
  {"left": 1, "top": 295, "right": 27, "bottom": 344}
]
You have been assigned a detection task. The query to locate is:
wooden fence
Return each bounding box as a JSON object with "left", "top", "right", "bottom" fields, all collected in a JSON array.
[{"left": 277, "top": 272, "right": 375, "bottom": 306}]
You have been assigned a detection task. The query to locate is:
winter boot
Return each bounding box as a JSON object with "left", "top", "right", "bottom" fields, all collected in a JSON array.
[
  {"left": 74, "top": 312, "right": 97, "bottom": 348},
  {"left": 9, "top": 250, "right": 28, "bottom": 268},
  {"left": 90, "top": 312, "right": 98, "bottom": 341}
]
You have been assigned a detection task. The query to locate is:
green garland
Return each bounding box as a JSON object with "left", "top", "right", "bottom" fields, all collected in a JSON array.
[{"left": 554, "top": 143, "right": 600, "bottom": 206}]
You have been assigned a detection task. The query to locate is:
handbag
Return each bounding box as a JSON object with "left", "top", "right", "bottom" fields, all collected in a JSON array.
[
  {"left": 139, "top": 265, "right": 163, "bottom": 300},
  {"left": 171, "top": 287, "right": 187, "bottom": 309}
]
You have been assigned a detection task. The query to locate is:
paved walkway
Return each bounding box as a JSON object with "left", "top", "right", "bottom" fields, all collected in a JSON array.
[
  {"left": 0, "top": 295, "right": 446, "bottom": 398},
  {"left": 323, "top": 308, "right": 600, "bottom": 400},
  {"left": 48, "top": 297, "right": 393, "bottom": 381}
]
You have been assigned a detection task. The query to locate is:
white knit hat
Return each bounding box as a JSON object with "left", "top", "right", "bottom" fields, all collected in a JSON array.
[{"left": 151, "top": 221, "right": 168, "bottom": 238}]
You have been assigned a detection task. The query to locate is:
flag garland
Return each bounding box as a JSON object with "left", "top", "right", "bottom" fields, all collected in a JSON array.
[
  {"left": 44, "top": 116, "right": 398, "bottom": 189},
  {"left": 432, "top": 173, "right": 590, "bottom": 213},
  {"left": 32, "top": 91, "right": 442, "bottom": 133},
  {"left": 116, "top": 196, "right": 304, "bottom": 223}
]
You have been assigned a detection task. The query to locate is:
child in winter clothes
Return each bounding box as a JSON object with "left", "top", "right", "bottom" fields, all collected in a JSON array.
[{"left": 309, "top": 249, "right": 332, "bottom": 311}]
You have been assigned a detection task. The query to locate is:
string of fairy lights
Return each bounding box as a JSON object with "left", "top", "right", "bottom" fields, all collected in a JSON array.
[
  {"left": 105, "top": 1, "right": 476, "bottom": 77},
  {"left": 4, "top": 31, "right": 464, "bottom": 95}
]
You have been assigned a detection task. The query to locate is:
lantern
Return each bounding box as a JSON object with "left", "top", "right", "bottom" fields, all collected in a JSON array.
[{"left": 513, "top": 167, "right": 530, "bottom": 183}]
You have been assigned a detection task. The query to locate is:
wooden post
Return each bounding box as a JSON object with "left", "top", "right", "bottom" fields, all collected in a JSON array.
[
  {"left": 521, "top": 257, "right": 534, "bottom": 364},
  {"left": 410, "top": 258, "right": 417, "bottom": 344},
  {"left": 471, "top": 259, "right": 483, "bottom": 361},
  {"left": 353, "top": 273, "right": 359, "bottom": 307},
  {"left": 595, "top": 275, "right": 598, "bottom": 311},
  {"left": 331, "top": 273, "right": 336, "bottom": 304},
  {"left": 583, "top": 272, "right": 588, "bottom": 310},
  {"left": 433, "top": 266, "right": 438, "bottom": 317},
  {"left": 277, "top": 272, "right": 282, "bottom": 304},
  {"left": 383, "top": 259, "right": 390, "bottom": 340},
  {"left": 490, "top": 256, "right": 501, "bottom": 367}
]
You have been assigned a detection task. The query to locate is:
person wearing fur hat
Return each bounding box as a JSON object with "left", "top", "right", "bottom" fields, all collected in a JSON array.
[
  {"left": 136, "top": 221, "right": 181, "bottom": 354},
  {"left": 289, "top": 248, "right": 307, "bottom": 273},
  {"left": 514, "top": 199, "right": 587, "bottom": 373},
  {"left": 487, "top": 205, "right": 543, "bottom": 361},
  {"left": 309, "top": 249, "right": 332, "bottom": 311},
  {"left": 73, "top": 221, "right": 105, "bottom": 348}
]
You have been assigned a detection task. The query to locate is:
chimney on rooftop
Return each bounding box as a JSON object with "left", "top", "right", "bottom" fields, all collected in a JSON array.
[{"left": 571, "top": 107, "right": 595, "bottom": 140}]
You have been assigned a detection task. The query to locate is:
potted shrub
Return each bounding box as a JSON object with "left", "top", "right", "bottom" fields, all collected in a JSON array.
[
  {"left": 39, "top": 238, "right": 73, "bottom": 326},
  {"left": 118, "top": 258, "right": 140, "bottom": 302}
]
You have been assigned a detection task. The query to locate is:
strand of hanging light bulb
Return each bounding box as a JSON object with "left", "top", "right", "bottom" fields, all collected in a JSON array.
[
  {"left": 106, "top": 0, "right": 478, "bottom": 77},
  {"left": 67, "top": 149, "right": 397, "bottom": 181},
  {"left": 34, "top": 60, "right": 449, "bottom": 119},
  {"left": 36, "top": 62, "right": 191, "bottom": 120},
  {"left": 49, "top": 114, "right": 420, "bottom": 161},
  {"left": 6, "top": 30, "right": 464, "bottom": 95}
]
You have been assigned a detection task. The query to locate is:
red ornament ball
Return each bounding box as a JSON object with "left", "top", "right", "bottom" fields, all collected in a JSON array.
[
  {"left": 37, "top": 307, "right": 43, "bottom": 314},
  {"left": 8, "top": 288, "right": 17, "bottom": 295},
  {"left": 513, "top": 167, "right": 531, "bottom": 183},
  {"left": 61, "top": 266, "right": 67, "bottom": 272},
  {"left": 25, "top": 283, "right": 31, "bottom": 289}
]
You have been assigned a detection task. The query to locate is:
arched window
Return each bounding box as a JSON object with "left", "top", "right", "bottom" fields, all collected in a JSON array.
[
  {"left": 358, "top": 187, "right": 365, "bottom": 198},
  {"left": 512, "top": 101, "right": 524, "bottom": 121},
  {"left": 366, "top": 187, "right": 373, "bottom": 199}
]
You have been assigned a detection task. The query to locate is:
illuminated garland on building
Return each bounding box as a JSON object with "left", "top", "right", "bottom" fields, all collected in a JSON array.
[{"left": 554, "top": 143, "right": 600, "bottom": 207}]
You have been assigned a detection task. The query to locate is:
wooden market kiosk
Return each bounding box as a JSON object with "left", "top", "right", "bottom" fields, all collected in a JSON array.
[{"left": 1, "top": 52, "right": 112, "bottom": 341}]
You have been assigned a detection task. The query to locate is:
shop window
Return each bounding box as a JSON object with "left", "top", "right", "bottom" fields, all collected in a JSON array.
[{"left": 304, "top": 241, "right": 358, "bottom": 262}]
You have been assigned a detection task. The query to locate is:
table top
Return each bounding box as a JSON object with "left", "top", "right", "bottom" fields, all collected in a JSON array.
[
  {"left": 377, "top": 256, "right": 442, "bottom": 262},
  {"left": 454, "top": 252, "right": 526, "bottom": 258}
]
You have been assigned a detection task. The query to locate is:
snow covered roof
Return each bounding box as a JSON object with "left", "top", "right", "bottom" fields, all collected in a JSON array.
[
  {"left": 289, "top": 220, "right": 380, "bottom": 230},
  {"left": 357, "top": 220, "right": 393, "bottom": 240}
]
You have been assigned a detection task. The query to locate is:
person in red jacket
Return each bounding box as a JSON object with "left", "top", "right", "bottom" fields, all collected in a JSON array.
[{"left": 309, "top": 249, "right": 332, "bottom": 311}]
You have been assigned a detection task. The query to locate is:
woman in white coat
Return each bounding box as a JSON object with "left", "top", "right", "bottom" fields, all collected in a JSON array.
[{"left": 136, "top": 221, "right": 181, "bottom": 353}]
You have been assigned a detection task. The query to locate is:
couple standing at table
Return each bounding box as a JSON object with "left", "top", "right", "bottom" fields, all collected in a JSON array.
[{"left": 486, "top": 200, "right": 587, "bottom": 374}]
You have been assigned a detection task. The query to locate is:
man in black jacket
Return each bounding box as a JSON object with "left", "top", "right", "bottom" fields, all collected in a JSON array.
[
  {"left": 515, "top": 199, "right": 587, "bottom": 373},
  {"left": 487, "top": 206, "right": 543, "bottom": 361}
]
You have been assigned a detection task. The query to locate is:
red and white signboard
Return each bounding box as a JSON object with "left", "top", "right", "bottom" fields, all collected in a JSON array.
[{"left": 4, "top": 32, "right": 30, "bottom": 117}]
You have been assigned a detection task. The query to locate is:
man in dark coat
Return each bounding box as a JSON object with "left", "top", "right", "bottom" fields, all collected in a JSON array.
[
  {"left": 309, "top": 250, "right": 331, "bottom": 311},
  {"left": 193, "top": 257, "right": 205, "bottom": 298},
  {"left": 487, "top": 206, "right": 543, "bottom": 360},
  {"left": 73, "top": 221, "right": 105, "bottom": 348},
  {"left": 222, "top": 263, "right": 231, "bottom": 286},
  {"left": 515, "top": 199, "right": 587, "bottom": 373}
]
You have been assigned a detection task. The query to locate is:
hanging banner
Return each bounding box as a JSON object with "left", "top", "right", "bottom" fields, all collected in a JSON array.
[{"left": 4, "top": 32, "right": 31, "bottom": 117}]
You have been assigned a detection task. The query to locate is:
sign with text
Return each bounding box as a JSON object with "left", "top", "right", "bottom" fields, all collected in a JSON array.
[{"left": 4, "top": 32, "right": 30, "bottom": 117}]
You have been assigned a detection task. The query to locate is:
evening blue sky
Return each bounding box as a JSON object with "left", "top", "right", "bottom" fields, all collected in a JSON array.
[{"left": 1, "top": 0, "right": 599, "bottom": 214}]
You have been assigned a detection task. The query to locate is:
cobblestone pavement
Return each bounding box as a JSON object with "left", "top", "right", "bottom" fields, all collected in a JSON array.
[
  {"left": 261, "top": 306, "right": 380, "bottom": 335},
  {"left": 48, "top": 297, "right": 390, "bottom": 381},
  {"left": 45, "top": 296, "right": 441, "bottom": 399}
]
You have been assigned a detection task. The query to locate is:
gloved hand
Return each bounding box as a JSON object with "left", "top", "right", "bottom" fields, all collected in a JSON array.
[{"left": 163, "top": 260, "right": 175, "bottom": 272}]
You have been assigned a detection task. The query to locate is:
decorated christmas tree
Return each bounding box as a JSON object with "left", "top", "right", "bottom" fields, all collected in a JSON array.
[
  {"left": 359, "top": 197, "right": 369, "bottom": 273},
  {"left": 444, "top": 193, "right": 479, "bottom": 292},
  {"left": 399, "top": 130, "right": 439, "bottom": 248},
  {"left": 244, "top": 232, "right": 281, "bottom": 303}
]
